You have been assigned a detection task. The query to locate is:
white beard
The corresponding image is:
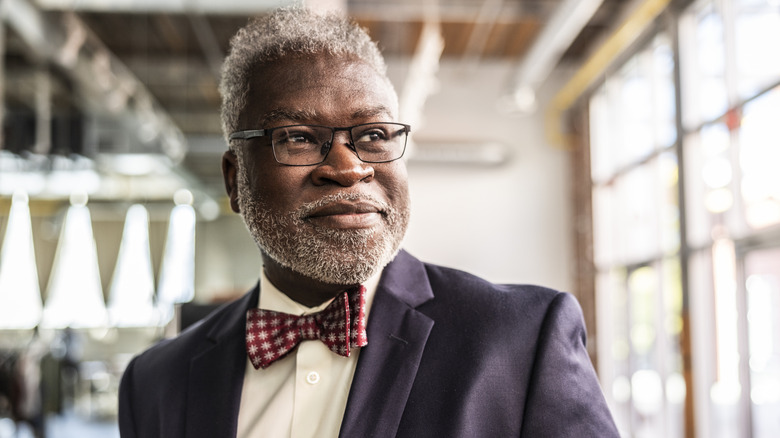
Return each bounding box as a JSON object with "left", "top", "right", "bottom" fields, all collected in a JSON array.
[{"left": 235, "top": 159, "right": 410, "bottom": 285}]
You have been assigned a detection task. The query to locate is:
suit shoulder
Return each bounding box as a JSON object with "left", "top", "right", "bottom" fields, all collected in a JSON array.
[
  {"left": 417, "top": 261, "right": 580, "bottom": 332},
  {"left": 127, "top": 294, "right": 248, "bottom": 375},
  {"left": 422, "top": 261, "right": 563, "bottom": 304}
]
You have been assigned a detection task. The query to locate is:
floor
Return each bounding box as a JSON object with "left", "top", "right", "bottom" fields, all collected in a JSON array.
[{"left": 0, "top": 414, "right": 119, "bottom": 438}]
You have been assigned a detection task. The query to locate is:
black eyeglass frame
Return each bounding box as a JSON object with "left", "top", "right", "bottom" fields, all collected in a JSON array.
[{"left": 228, "top": 122, "right": 411, "bottom": 166}]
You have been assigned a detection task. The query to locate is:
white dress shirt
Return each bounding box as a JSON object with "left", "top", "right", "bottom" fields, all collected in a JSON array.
[{"left": 236, "top": 269, "right": 379, "bottom": 438}]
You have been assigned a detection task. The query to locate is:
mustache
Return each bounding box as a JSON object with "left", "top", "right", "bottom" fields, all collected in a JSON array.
[{"left": 296, "top": 193, "right": 392, "bottom": 219}]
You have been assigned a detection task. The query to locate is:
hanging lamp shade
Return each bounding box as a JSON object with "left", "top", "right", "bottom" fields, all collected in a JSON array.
[
  {"left": 41, "top": 193, "right": 108, "bottom": 329},
  {"left": 107, "top": 204, "right": 159, "bottom": 327},
  {"left": 0, "top": 191, "right": 43, "bottom": 329},
  {"left": 157, "top": 194, "right": 196, "bottom": 323}
]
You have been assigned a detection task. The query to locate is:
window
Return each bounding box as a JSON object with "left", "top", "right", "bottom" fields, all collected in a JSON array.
[
  {"left": 584, "top": 0, "right": 780, "bottom": 436},
  {"left": 590, "top": 33, "right": 684, "bottom": 438},
  {"left": 681, "top": 0, "right": 780, "bottom": 435},
  {"left": 744, "top": 247, "right": 780, "bottom": 437}
]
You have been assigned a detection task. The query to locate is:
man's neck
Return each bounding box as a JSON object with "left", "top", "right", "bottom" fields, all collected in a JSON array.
[{"left": 260, "top": 254, "right": 358, "bottom": 307}]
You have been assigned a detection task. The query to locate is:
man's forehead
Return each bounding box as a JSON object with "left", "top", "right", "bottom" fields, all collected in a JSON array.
[
  {"left": 241, "top": 54, "right": 399, "bottom": 128},
  {"left": 259, "top": 106, "right": 395, "bottom": 126}
]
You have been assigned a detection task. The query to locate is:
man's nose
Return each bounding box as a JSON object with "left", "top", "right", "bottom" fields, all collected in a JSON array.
[{"left": 310, "top": 132, "right": 374, "bottom": 186}]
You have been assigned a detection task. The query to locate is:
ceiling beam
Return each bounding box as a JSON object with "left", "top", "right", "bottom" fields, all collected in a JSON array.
[
  {"left": 187, "top": 14, "right": 224, "bottom": 81},
  {"left": 35, "top": 0, "right": 295, "bottom": 15},
  {"left": 37, "top": 0, "right": 545, "bottom": 22},
  {"left": 350, "top": 2, "right": 543, "bottom": 23}
]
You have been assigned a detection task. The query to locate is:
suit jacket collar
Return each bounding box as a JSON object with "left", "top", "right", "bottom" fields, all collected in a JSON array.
[
  {"left": 375, "top": 249, "right": 434, "bottom": 308},
  {"left": 340, "top": 250, "right": 435, "bottom": 437}
]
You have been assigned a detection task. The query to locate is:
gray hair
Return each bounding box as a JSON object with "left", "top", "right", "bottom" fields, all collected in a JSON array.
[{"left": 219, "top": 7, "right": 388, "bottom": 145}]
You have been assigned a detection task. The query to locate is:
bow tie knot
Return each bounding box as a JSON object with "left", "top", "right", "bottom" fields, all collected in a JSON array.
[{"left": 246, "top": 286, "right": 368, "bottom": 369}]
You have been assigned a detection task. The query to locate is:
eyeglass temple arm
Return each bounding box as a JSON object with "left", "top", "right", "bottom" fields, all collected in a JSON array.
[{"left": 391, "top": 125, "right": 410, "bottom": 139}]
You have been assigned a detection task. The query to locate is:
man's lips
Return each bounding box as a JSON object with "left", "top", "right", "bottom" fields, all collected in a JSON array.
[{"left": 303, "top": 201, "right": 383, "bottom": 229}]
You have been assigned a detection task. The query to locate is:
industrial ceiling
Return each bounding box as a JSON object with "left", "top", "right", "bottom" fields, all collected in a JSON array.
[{"left": 1, "top": 0, "right": 632, "bottom": 209}]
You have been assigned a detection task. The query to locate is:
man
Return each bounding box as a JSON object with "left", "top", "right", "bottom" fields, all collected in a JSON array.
[{"left": 119, "top": 7, "right": 619, "bottom": 438}]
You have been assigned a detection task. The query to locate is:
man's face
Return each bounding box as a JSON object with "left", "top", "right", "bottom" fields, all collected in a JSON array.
[{"left": 224, "top": 53, "right": 410, "bottom": 285}]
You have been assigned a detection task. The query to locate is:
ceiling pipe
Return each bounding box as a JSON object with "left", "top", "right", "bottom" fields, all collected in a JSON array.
[
  {"left": 0, "top": 0, "right": 223, "bottom": 211},
  {"left": 399, "top": 1, "right": 444, "bottom": 138},
  {"left": 501, "top": 0, "right": 604, "bottom": 115},
  {"left": 1, "top": 0, "right": 186, "bottom": 162},
  {"left": 458, "top": 0, "right": 505, "bottom": 71},
  {"left": 546, "top": 0, "right": 672, "bottom": 148}
]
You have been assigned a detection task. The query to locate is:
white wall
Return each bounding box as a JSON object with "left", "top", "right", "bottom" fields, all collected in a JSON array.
[
  {"left": 400, "top": 61, "right": 574, "bottom": 292},
  {"left": 195, "top": 214, "right": 261, "bottom": 299}
]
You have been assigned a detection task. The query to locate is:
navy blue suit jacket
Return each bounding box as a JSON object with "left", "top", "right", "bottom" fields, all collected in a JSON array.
[{"left": 119, "top": 250, "right": 619, "bottom": 437}]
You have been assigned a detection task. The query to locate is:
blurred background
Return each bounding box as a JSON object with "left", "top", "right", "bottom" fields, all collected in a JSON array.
[{"left": 0, "top": 0, "right": 778, "bottom": 437}]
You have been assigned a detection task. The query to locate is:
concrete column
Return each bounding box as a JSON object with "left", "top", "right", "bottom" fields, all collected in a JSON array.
[{"left": 0, "top": 21, "right": 5, "bottom": 149}]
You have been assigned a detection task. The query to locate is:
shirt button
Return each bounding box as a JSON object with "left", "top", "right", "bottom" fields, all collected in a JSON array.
[{"left": 306, "top": 371, "right": 320, "bottom": 385}]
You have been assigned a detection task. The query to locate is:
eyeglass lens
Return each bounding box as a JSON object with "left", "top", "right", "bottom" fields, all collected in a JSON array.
[{"left": 271, "top": 123, "right": 407, "bottom": 165}]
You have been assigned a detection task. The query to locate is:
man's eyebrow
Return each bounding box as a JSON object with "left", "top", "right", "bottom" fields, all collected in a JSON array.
[
  {"left": 260, "top": 109, "right": 319, "bottom": 126},
  {"left": 352, "top": 106, "right": 394, "bottom": 120}
]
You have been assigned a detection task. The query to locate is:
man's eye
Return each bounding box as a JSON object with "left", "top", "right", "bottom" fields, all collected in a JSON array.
[
  {"left": 355, "top": 129, "right": 387, "bottom": 143},
  {"left": 289, "top": 135, "right": 307, "bottom": 143},
  {"left": 276, "top": 131, "right": 317, "bottom": 145}
]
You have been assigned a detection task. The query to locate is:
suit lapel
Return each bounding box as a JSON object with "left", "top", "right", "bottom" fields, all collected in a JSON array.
[
  {"left": 340, "top": 251, "right": 434, "bottom": 437},
  {"left": 185, "top": 286, "right": 259, "bottom": 437},
  {"left": 178, "top": 252, "right": 432, "bottom": 437}
]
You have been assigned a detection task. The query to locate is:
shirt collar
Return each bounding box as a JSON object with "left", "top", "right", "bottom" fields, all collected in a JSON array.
[{"left": 258, "top": 267, "right": 380, "bottom": 321}]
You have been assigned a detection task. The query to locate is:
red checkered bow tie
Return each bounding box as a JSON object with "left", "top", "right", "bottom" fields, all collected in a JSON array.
[{"left": 245, "top": 285, "right": 368, "bottom": 369}]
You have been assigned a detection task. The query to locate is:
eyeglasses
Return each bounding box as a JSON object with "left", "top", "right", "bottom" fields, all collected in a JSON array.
[{"left": 229, "top": 122, "right": 411, "bottom": 166}]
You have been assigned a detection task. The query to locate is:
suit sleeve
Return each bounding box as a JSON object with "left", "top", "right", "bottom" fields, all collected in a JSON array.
[
  {"left": 520, "top": 292, "right": 619, "bottom": 438},
  {"left": 118, "top": 357, "right": 139, "bottom": 438}
]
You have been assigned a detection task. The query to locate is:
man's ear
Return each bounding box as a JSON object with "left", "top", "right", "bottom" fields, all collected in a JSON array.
[{"left": 221, "top": 150, "right": 241, "bottom": 213}]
